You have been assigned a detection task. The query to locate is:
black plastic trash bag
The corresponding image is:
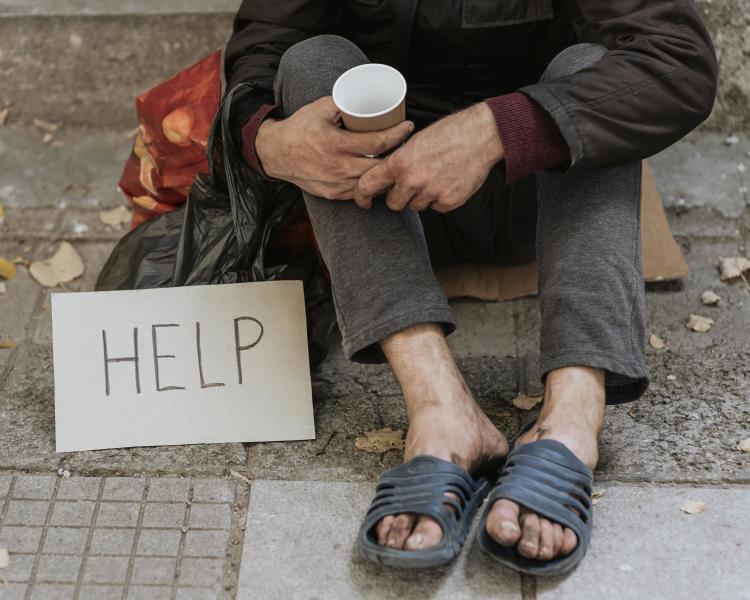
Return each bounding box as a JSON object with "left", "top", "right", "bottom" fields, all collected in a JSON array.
[{"left": 96, "top": 83, "right": 337, "bottom": 368}]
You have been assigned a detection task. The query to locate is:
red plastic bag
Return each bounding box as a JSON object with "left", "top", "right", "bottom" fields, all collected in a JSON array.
[{"left": 118, "top": 50, "right": 222, "bottom": 228}]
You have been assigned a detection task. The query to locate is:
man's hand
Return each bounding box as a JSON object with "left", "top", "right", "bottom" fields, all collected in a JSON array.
[
  {"left": 255, "top": 97, "right": 414, "bottom": 200},
  {"left": 353, "top": 102, "right": 504, "bottom": 212}
]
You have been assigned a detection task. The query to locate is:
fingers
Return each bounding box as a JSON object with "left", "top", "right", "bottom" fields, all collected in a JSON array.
[
  {"left": 407, "top": 193, "right": 435, "bottom": 212},
  {"left": 338, "top": 120, "right": 414, "bottom": 156},
  {"left": 385, "top": 180, "right": 417, "bottom": 211},
  {"left": 353, "top": 160, "right": 396, "bottom": 208}
]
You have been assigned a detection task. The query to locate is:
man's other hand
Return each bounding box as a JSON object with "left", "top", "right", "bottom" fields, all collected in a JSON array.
[
  {"left": 353, "top": 103, "right": 504, "bottom": 212},
  {"left": 255, "top": 97, "right": 414, "bottom": 200}
]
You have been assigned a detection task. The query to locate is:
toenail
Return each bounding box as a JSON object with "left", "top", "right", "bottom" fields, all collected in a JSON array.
[
  {"left": 409, "top": 534, "right": 423, "bottom": 547},
  {"left": 499, "top": 522, "right": 520, "bottom": 533}
]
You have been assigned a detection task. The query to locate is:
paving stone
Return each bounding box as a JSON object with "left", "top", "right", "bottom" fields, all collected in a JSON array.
[
  {"left": 0, "top": 208, "right": 63, "bottom": 241},
  {"left": 237, "top": 480, "right": 521, "bottom": 599},
  {"left": 131, "top": 557, "right": 177, "bottom": 586},
  {"left": 0, "top": 475, "right": 12, "bottom": 499},
  {"left": 146, "top": 479, "right": 190, "bottom": 503},
  {"left": 35, "top": 554, "right": 83, "bottom": 583},
  {"left": 28, "top": 584, "right": 75, "bottom": 600},
  {"left": 78, "top": 585, "right": 124, "bottom": 600},
  {"left": 11, "top": 476, "right": 57, "bottom": 500},
  {"left": 141, "top": 504, "right": 186, "bottom": 529},
  {"left": 175, "top": 589, "right": 217, "bottom": 600},
  {"left": 42, "top": 527, "right": 89, "bottom": 555},
  {"left": 188, "top": 505, "right": 230, "bottom": 530},
  {"left": 4, "top": 500, "right": 50, "bottom": 526},
  {"left": 183, "top": 530, "right": 230, "bottom": 558},
  {"left": 650, "top": 130, "right": 750, "bottom": 219},
  {"left": 136, "top": 529, "right": 181, "bottom": 556},
  {"left": 50, "top": 501, "right": 95, "bottom": 527},
  {"left": 0, "top": 525, "right": 43, "bottom": 553},
  {"left": 128, "top": 586, "right": 174, "bottom": 600},
  {"left": 2, "top": 553, "right": 35, "bottom": 583},
  {"left": 191, "top": 479, "right": 234, "bottom": 504},
  {"left": 56, "top": 477, "right": 101, "bottom": 501},
  {"left": 178, "top": 558, "right": 224, "bottom": 588},
  {"left": 96, "top": 502, "right": 140, "bottom": 528},
  {"left": 102, "top": 478, "right": 145, "bottom": 502},
  {"left": 0, "top": 584, "right": 28, "bottom": 600},
  {"left": 89, "top": 528, "right": 136, "bottom": 556},
  {"left": 82, "top": 555, "right": 130, "bottom": 584},
  {"left": 536, "top": 485, "right": 750, "bottom": 600}
]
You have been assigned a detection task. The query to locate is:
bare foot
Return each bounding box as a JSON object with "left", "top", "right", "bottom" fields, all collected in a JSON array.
[
  {"left": 374, "top": 324, "right": 508, "bottom": 551},
  {"left": 484, "top": 366, "right": 605, "bottom": 561}
]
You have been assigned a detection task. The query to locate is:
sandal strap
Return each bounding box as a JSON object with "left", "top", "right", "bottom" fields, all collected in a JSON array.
[
  {"left": 361, "top": 456, "right": 486, "bottom": 541},
  {"left": 487, "top": 440, "right": 593, "bottom": 543}
]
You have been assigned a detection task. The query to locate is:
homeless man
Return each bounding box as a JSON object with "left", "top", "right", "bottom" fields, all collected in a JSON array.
[{"left": 224, "top": 0, "right": 717, "bottom": 574}]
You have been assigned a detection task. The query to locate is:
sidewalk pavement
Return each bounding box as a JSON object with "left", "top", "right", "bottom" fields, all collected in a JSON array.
[{"left": 0, "top": 124, "right": 748, "bottom": 599}]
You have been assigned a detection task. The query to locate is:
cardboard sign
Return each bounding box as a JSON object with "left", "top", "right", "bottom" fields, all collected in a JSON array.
[{"left": 51, "top": 281, "right": 315, "bottom": 452}]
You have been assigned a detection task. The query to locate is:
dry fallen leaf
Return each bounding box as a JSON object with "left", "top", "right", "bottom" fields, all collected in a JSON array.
[
  {"left": 0, "top": 203, "right": 5, "bottom": 225},
  {"left": 687, "top": 314, "right": 714, "bottom": 333},
  {"left": 592, "top": 489, "right": 606, "bottom": 505},
  {"left": 718, "top": 256, "right": 750, "bottom": 281},
  {"left": 43, "top": 132, "right": 54, "bottom": 144},
  {"left": 737, "top": 438, "right": 750, "bottom": 454},
  {"left": 355, "top": 428, "right": 404, "bottom": 453},
  {"left": 0, "top": 257, "right": 17, "bottom": 280},
  {"left": 701, "top": 290, "right": 721, "bottom": 306},
  {"left": 0, "top": 547, "right": 8, "bottom": 569},
  {"left": 649, "top": 334, "right": 666, "bottom": 349},
  {"left": 33, "top": 118, "right": 59, "bottom": 134},
  {"left": 99, "top": 205, "right": 132, "bottom": 228},
  {"left": 0, "top": 107, "right": 8, "bottom": 127},
  {"left": 680, "top": 500, "right": 707, "bottom": 515},
  {"left": 0, "top": 282, "right": 6, "bottom": 294},
  {"left": 29, "top": 242, "right": 84, "bottom": 288},
  {"left": 512, "top": 394, "right": 543, "bottom": 410},
  {"left": 0, "top": 340, "right": 16, "bottom": 350}
]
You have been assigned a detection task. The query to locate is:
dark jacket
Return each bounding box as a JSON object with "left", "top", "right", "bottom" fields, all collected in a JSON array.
[{"left": 224, "top": 0, "right": 717, "bottom": 173}]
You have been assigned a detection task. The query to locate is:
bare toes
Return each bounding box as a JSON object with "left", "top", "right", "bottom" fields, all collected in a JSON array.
[
  {"left": 377, "top": 515, "right": 395, "bottom": 546},
  {"left": 518, "top": 511, "right": 540, "bottom": 559},
  {"left": 405, "top": 515, "right": 444, "bottom": 550},
  {"left": 538, "top": 519, "right": 555, "bottom": 560},
  {"left": 552, "top": 523, "right": 564, "bottom": 556},
  {"left": 385, "top": 513, "right": 416, "bottom": 549},
  {"left": 561, "top": 527, "right": 578, "bottom": 556},
  {"left": 486, "top": 500, "right": 522, "bottom": 546}
]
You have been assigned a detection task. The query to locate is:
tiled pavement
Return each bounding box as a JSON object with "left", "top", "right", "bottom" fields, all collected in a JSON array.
[
  {"left": 1, "top": 125, "right": 749, "bottom": 598},
  {"left": 0, "top": 476, "right": 244, "bottom": 599}
]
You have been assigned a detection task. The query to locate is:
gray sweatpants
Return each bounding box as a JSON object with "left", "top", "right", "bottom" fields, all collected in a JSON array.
[{"left": 273, "top": 35, "right": 648, "bottom": 404}]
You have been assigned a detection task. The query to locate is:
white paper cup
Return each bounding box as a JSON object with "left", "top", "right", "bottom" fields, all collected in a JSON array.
[{"left": 332, "top": 63, "right": 407, "bottom": 132}]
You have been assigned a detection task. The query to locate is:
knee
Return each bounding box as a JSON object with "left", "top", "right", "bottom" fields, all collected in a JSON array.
[
  {"left": 275, "top": 35, "right": 367, "bottom": 113},
  {"left": 540, "top": 43, "right": 606, "bottom": 82}
]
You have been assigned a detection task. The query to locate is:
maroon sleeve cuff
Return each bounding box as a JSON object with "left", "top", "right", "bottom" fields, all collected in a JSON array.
[
  {"left": 485, "top": 92, "right": 569, "bottom": 184},
  {"left": 240, "top": 103, "right": 281, "bottom": 178}
]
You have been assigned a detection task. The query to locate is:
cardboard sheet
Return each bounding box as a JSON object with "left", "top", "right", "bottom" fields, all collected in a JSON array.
[
  {"left": 51, "top": 281, "right": 315, "bottom": 452},
  {"left": 437, "top": 161, "right": 688, "bottom": 300}
]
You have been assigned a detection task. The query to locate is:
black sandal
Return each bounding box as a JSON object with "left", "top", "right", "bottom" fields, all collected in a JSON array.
[
  {"left": 477, "top": 439, "right": 594, "bottom": 576},
  {"left": 357, "top": 455, "right": 492, "bottom": 568}
]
